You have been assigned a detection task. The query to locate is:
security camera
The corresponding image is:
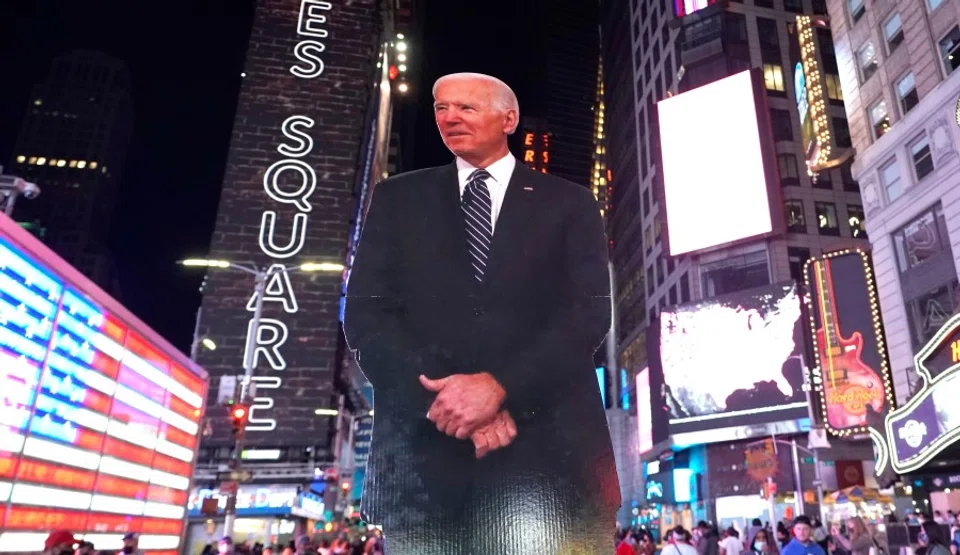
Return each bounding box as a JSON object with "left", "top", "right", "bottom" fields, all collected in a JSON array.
[{"left": 20, "top": 181, "right": 40, "bottom": 199}]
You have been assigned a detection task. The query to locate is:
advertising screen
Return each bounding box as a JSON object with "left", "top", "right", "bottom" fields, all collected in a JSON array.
[
  {"left": 0, "top": 214, "right": 207, "bottom": 553},
  {"left": 804, "top": 250, "right": 892, "bottom": 437},
  {"left": 637, "top": 368, "right": 654, "bottom": 455},
  {"left": 659, "top": 282, "right": 809, "bottom": 437},
  {"left": 674, "top": 0, "right": 720, "bottom": 17},
  {"left": 658, "top": 70, "right": 776, "bottom": 256}
]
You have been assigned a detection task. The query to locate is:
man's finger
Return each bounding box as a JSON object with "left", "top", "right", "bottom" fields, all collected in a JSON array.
[
  {"left": 502, "top": 411, "right": 518, "bottom": 439},
  {"left": 478, "top": 428, "right": 499, "bottom": 458},
  {"left": 454, "top": 426, "right": 472, "bottom": 440},
  {"left": 493, "top": 419, "right": 513, "bottom": 449},
  {"left": 473, "top": 430, "right": 490, "bottom": 458},
  {"left": 419, "top": 374, "right": 447, "bottom": 392}
]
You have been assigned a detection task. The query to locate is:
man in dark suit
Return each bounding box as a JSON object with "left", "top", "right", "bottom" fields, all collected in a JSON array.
[{"left": 344, "top": 73, "right": 620, "bottom": 555}]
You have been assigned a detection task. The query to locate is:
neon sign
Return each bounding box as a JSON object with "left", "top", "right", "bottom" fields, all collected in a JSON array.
[
  {"left": 243, "top": 0, "right": 332, "bottom": 431},
  {"left": 521, "top": 130, "right": 550, "bottom": 174},
  {"left": 875, "top": 313, "right": 960, "bottom": 474}
]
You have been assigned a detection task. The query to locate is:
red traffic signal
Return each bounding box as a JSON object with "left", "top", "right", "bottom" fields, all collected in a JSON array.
[
  {"left": 230, "top": 404, "right": 249, "bottom": 436},
  {"left": 232, "top": 406, "right": 247, "bottom": 420},
  {"left": 340, "top": 481, "right": 351, "bottom": 491}
]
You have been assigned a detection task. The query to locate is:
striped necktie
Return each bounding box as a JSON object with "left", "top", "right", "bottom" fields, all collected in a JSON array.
[{"left": 462, "top": 168, "right": 493, "bottom": 282}]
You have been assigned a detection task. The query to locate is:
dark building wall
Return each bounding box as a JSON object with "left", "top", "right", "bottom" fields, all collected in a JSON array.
[
  {"left": 539, "top": 0, "right": 600, "bottom": 187},
  {"left": 197, "top": 0, "right": 380, "bottom": 452}
]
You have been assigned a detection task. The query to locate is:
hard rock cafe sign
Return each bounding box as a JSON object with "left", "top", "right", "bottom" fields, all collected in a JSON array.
[{"left": 873, "top": 312, "right": 960, "bottom": 476}]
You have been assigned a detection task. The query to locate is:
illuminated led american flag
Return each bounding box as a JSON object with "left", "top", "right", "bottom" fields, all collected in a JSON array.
[{"left": 0, "top": 226, "right": 207, "bottom": 554}]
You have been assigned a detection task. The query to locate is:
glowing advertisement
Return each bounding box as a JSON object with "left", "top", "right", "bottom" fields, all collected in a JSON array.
[
  {"left": 637, "top": 368, "right": 654, "bottom": 455},
  {"left": 597, "top": 368, "right": 607, "bottom": 407},
  {"left": 0, "top": 214, "right": 208, "bottom": 554},
  {"left": 659, "top": 282, "right": 808, "bottom": 432},
  {"left": 875, "top": 313, "right": 960, "bottom": 475},
  {"left": 658, "top": 70, "right": 774, "bottom": 256},
  {"left": 804, "top": 250, "right": 892, "bottom": 437},
  {"left": 674, "top": 0, "right": 719, "bottom": 17},
  {"left": 794, "top": 15, "right": 835, "bottom": 173}
]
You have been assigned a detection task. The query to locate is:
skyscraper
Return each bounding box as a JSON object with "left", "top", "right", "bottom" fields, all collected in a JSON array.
[
  {"left": 8, "top": 50, "right": 133, "bottom": 295},
  {"left": 823, "top": 0, "right": 960, "bottom": 403}
]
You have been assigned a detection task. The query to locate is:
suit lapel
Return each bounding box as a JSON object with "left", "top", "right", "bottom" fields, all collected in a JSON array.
[
  {"left": 483, "top": 164, "right": 535, "bottom": 291},
  {"left": 436, "top": 163, "right": 476, "bottom": 294}
]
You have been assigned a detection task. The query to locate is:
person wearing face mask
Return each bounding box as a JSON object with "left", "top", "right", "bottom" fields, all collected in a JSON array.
[
  {"left": 44, "top": 530, "right": 80, "bottom": 555},
  {"left": 751, "top": 529, "right": 780, "bottom": 555}
]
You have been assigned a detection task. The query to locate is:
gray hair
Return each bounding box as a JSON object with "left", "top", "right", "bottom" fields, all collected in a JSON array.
[{"left": 432, "top": 73, "right": 520, "bottom": 130}]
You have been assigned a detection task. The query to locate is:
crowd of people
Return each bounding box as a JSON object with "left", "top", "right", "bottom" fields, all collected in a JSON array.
[
  {"left": 615, "top": 512, "right": 960, "bottom": 555},
  {"left": 41, "top": 531, "right": 143, "bottom": 555},
  {"left": 197, "top": 532, "right": 383, "bottom": 555}
]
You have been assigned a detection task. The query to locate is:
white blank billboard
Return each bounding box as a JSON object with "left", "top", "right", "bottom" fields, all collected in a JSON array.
[{"left": 657, "top": 70, "right": 774, "bottom": 256}]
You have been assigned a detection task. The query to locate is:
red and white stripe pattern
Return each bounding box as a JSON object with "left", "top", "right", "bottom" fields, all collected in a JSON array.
[{"left": 0, "top": 236, "right": 206, "bottom": 554}]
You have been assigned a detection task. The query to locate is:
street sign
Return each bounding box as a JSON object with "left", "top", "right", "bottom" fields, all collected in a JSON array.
[
  {"left": 201, "top": 497, "right": 220, "bottom": 516},
  {"left": 216, "top": 470, "right": 254, "bottom": 483},
  {"left": 220, "top": 480, "right": 239, "bottom": 495}
]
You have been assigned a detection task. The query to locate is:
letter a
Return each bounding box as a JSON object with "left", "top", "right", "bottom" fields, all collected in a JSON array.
[{"left": 247, "top": 264, "right": 299, "bottom": 313}]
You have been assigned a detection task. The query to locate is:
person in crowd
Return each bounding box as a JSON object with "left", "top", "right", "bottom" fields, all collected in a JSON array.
[
  {"left": 832, "top": 516, "right": 876, "bottom": 555},
  {"left": 781, "top": 516, "right": 827, "bottom": 555},
  {"left": 617, "top": 530, "right": 638, "bottom": 555},
  {"left": 751, "top": 529, "right": 779, "bottom": 555},
  {"left": 261, "top": 546, "right": 273, "bottom": 555},
  {"left": 812, "top": 518, "right": 829, "bottom": 549},
  {"left": 746, "top": 519, "right": 765, "bottom": 550},
  {"left": 697, "top": 522, "right": 720, "bottom": 555},
  {"left": 921, "top": 519, "right": 952, "bottom": 555},
  {"left": 777, "top": 523, "right": 792, "bottom": 549},
  {"left": 44, "top": 531, "right": 79, "bottom": 555},
  {"left": 75, "top": 540, "right": 95, "bottom": 555},
  {"left": 218, "top": 536, "right": 234, "bottom": 555},
  {"left": 664, "top": 527, "right": 699, "bottom": 555},
  {"left": 722, "top": 527, "right": 743, "bottom": 555},
  {"left": 201, "top": 544, "right": 215, "bottom": 555},
  {"left": 121, "top": 533, "right": 143, "bottom": 555},
  {"left": 317, "top": 539, "right": 332, "bottom": 555},
  {"left": 637, "top": 530, "right": 657, "bottom": 555},
  {"left": 293, "top": 535, "right": 312, "bottom": 555}
]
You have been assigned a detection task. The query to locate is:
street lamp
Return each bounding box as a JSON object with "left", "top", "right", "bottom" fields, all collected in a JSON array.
[{"left": 179, "top": 257, "right": 345, "bottom": 536}]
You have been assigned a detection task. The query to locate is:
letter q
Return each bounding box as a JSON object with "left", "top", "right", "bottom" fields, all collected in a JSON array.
[{"left": 263, "top": 159, "right": 316, "bottom": 212}]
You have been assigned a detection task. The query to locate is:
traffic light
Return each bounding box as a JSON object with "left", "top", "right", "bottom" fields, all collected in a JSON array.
[
  {"left": 231, "top": 404, "right": 249, "bottom": 436},
  {"left": 340, "top": 481, "right": 351, "bottom": 493}
]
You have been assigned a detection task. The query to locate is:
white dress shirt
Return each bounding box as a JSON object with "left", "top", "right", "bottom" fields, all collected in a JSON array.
[{"left": 455, "top": 152, "right": 516, "bottom": 233}]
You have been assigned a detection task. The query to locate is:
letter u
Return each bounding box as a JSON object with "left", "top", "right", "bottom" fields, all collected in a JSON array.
[{"left": 259, "top": 211, "right": 308, "bottom": 259}]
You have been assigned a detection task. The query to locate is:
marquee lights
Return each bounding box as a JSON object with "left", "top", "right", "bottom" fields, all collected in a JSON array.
[
  {"left": 795, "top": 16, "right": 832, "bottom": 175},
  {"left": 802, "top": 249, "right": 892, "bottom": 438}
]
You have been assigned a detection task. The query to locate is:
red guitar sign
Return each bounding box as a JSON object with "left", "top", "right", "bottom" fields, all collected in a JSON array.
[{"left": 811, "top": 257, "right": 886, "bottom": 431}]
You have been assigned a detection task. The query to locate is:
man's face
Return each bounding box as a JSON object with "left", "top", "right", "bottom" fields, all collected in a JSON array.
[
  {"left": 122, "top": 537, "right": 138, "bottom": 554},
  {"left": 218, "top": 542, "right": 231, "bottom": 554},
  {"left": 794, "top": 523, "right": 812, "bottom": 543},
  {"left": 434, "top": 79, "right": 516, "bottom": 162}
]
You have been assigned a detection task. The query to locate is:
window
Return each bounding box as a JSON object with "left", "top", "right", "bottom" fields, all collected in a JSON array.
[
  {"left": 847, "top": 205, "right": 867, "bottom": 238},
  {"left": 701, "top": 251, "right": 770, "bottom": 297},
  {"left": 680, "top": 273, "right": 690, "bottom": 303},
  {"left": 657, "top": 258, "right": 666, "bottom": 286},
  {"left": 833, "top": 117, "right": 852, "bottom": 148},
  {"left": 881, "top": 158, "right": 903, "bottom": 202},
  {"left": 758, "top": 18, "right": 781, "bottom": 49},
  {"left": 784, "top": 0, "right": 804, "bottom": 12},
  {"left": 907, "top": 280, "right": 960, "bottom": 349},
  {"left": 883, "top": 13, "right": 904, "bottom": 53},
  {"left": 770, "top": 109, "right": 794, "bottom": 141},
  {"left": 813, "top": 0, "right": 828, "bottom": 13},
  {"left": 726, "top": 12, "right": 749, "bottom": 43},
  {"left": 642, "top": 187, "right": 651, "bottom": 216},
  {"left": 870, "top": 101, "right": 891, "bottom": 139},
  {"left": 667, "top": 258, "right": 675, "bottom": 275},
  {"left": 779, "top": 154, "right": 800, "bottom": 186},
  {"left": 858, "top": 42, "right": 879, "bottom": 81},
  {"left": 788, "top": 247, "right": 811, "bottom": 284},
  {"left": 894, "top": 206, "right": 948, "bottom": 271},
  {"left": 669, "top": 285, "right": 678, "bottom": 305},
  {"left": 815, "top": 202, "right": 840, "bottom": 236},
  {"left": 939, "top": 27, "right": 960, "bottom": 75},
  {"left": 848, "top": 0, "right": 866, "bottom": 21},
  {"left": 896, "top": 72, "right": 919, "bottom": 115},
  {"left": 825, "top": 74, "right": 844, "bottom": 104},
  {"left": 756, "top": 0, "right": 774, "bottom": 8},
  {"left": 911, "top": 135, "right": 934, "bottom": 181},
  {"left": 644, "top": 225, "right": 654, "bottom": 254},
  {"left": 841, "top": 165, "right": 859, "bottom": 192},
  {"left": 647, "top": 266, "right": 655, "bottom": 295},
  {"left": 785, "top": 200, "right": 806, "bottom": 233},
  {"left": 763, "top": 64, "right": 786, "bottom": 93},
  {"left": 928, "top": 0, "right": 946, "bottom": 11}
]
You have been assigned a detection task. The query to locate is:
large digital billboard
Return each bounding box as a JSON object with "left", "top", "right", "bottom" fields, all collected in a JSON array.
[
  {"left": 637, "top": 367, "right": 654, "bottom": 455},
  {"left": 0, "top": 214, "right": 207, "bottom": 553},
  {"left": 658, "top": 70, "right": 778, "bottom": 256},
  {"left": 657, "top": 282, "right": 809, "bottom": 442},
  {"left": 804, "top": 249, "right": 892, "bottom": 437}
]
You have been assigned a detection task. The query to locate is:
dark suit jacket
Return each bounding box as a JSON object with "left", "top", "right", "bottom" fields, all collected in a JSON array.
[{"left": 343, "top": 161, "right": 621, "bottom": 528}]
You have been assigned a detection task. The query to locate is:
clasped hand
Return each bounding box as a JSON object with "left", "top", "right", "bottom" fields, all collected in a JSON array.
[{"left": 420, "top": 373, "right": 517, "bottom": 459}]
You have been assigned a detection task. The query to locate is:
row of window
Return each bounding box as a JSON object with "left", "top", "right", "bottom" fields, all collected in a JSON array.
[
  {"left": 15, "top": 155, "right": 101, "bottom": 170},
  {"left": 784, "top": 199, "right": 866, "bottom": 238}
]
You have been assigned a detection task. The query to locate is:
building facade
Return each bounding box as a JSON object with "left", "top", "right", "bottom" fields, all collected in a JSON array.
[
  {"left": 7, "top": 50, "right": 132, "bottom": 295},
  {"left": 824, "top": 0, "right": 960, "bottom": 404}
]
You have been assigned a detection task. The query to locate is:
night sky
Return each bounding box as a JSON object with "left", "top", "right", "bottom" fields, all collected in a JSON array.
[{"left": 0, "top": 1, "right": 544, "bottom": 354}]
